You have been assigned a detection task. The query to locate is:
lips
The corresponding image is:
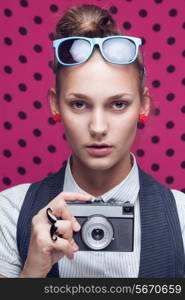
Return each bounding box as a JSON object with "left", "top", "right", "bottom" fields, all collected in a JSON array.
[
  {"left": 86, "top": 144, "right": 113, "bottom": 157},
  {"left": 87, "top": 144, "right": 111, "bottom": 148}
]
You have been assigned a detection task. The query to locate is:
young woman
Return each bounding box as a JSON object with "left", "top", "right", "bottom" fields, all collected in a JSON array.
[{"left": 0, "top": 4, "right": 184, "bottom": 278}]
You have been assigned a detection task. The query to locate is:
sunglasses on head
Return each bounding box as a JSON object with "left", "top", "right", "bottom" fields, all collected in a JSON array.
[{"left": 53, "top": 35, "right": 142, "bottom": 66}]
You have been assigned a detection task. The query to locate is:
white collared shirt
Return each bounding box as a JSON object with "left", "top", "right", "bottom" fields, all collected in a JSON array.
[{"left": 0, "top": 153, "right": 185, "bottom": 277}]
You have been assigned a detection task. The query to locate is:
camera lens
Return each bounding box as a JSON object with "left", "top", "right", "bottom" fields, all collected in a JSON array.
[
  {"left": 91, "top": 228, "right": 104, "bottom": 241},
  {"left": 81, "top": 215, "right": 114, "bottom": 250}
]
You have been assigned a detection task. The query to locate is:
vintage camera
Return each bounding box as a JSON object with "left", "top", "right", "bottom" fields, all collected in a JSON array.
[{"left": 68, "top": 201, "right": 134, "bottom": 252}]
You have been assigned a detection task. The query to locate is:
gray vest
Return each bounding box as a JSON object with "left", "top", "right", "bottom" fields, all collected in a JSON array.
[{"left": 17, "top": 163, "right": 185, "bottom": 277}]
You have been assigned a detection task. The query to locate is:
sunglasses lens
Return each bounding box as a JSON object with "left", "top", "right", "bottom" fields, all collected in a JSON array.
[
  {"left": 58, "top": 39, "right": 91, "bottom": 65},
  {"left": 102, "top": 37, "right": 136, "bottom": 64}
]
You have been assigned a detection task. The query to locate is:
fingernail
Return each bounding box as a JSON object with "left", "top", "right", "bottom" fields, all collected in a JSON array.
[
  {"left": 69, "top": 253, "right": 74, "bottom": 260},
  {"left": 73, "top": 244, "right": 79, "bottom": 251},
  {"left": 74, "top": 222, "right": 81, "bottom": 231}
]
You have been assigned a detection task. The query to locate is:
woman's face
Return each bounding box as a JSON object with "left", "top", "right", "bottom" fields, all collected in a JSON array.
[{"left": 50, "top": 50, "right": 150, "bottom": 171}]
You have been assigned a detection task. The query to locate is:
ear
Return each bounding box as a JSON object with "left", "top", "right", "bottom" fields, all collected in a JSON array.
[
  {"left": 48, "top": 87, "right": 60, "bottom": 115},
  {"left": 140, "top": 87, "right": 150, "bottom": 116}
]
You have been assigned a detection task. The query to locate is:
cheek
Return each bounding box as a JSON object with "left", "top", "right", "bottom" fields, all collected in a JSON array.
[
  {"left": 62, "top": 116, "right": 84, "bottom": 145},
  {"left": 112, "top": 110, "right": 138, "bottom": 136}
]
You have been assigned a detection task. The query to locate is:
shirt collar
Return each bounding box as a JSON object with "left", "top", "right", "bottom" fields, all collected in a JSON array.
[{"left": 63, "top": 152, "right": 140, "bottom": 205}]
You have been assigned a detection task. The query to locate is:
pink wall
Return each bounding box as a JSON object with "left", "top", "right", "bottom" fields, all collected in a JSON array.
[{"left": 0, "top": 0, "right": 185, "bottom": 192}]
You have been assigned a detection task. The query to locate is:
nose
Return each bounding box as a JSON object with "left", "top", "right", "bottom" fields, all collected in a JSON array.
[{"left": 88, "top": 109, "right": 108, "bottom": 138}]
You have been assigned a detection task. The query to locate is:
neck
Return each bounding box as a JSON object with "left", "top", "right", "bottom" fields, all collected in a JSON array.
[{"left": 70, "top": 153, "right": 133, "bottom": 197}]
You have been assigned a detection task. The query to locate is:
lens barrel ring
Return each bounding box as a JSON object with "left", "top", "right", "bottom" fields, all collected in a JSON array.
[{"left": 81, "top": 214, "right": 114, "bottom": 250}]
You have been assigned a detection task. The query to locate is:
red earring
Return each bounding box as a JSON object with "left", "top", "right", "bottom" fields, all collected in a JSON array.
[
  {"left": 138, "top": 114, "right": 147, "bottom": 123},
  {"left": 53, "top": 113, "right": 61, "bottom": 122}
]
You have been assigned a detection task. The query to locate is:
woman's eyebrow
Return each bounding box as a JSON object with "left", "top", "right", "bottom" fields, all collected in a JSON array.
[{"left": 66, "top": 93, "right": 132, "bottom": 99}]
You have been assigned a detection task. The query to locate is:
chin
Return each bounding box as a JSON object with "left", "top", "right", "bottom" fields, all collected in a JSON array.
[{"left": 83, "top": 157, "right": 117, "bottom": 171}]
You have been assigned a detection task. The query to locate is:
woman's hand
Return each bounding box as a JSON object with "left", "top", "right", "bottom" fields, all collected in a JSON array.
[{"left": 20, "top": 192, "right": 92, "bottom": 278}]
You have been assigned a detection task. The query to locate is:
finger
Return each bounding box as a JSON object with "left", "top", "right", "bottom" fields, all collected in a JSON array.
[
  {"left": 53, "top": 237, "right": 77, "bottom": 259},
  {"left": 55, "top": 192, "right": 93, "bottom": 203},
  {"left": 42, "top": 192, "right": 92, "bottom": 231},
  {"left": 49, "top": 194, "right": 88, "bottom": 231},
  {"left": 55, "top": 220, "right": 73, "bottom": 241},
  {"left": 51, "top": 220, "right": 79, "bottom": 250},
  {"left": 51, "top": 192, "right": 92, "bottom": 214},
  {"left": 52, "top": 201, "right": 80, "bottom": 232}
]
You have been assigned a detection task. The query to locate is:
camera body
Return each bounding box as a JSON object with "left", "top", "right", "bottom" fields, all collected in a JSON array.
[{"left": 68, "top": 201, "right": 134, "bottom": 252}]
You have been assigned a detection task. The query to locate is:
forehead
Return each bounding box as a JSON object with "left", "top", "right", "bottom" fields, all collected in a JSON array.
[{"left": 58, "top": 50, "right": 139, "bottom": 95}]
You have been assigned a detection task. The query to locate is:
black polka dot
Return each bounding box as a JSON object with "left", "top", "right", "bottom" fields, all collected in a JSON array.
[
  {"left": 3, "top": 149, "right": 12, "bottom": 158},
  {"left": 18, "top": 111, "right": 27, "bottom": 120},
  {"left": 2, "top": 177, "right": 11, "bottom": 186},
  {"left": 181, "top": 133, "right": 185, "bottom": 141},
  {"left": 17, "top": 166, "right": 26, "bottom": 175},
  {"left": 62, "top": 160, "right": 67, "bottom": 167},
  {"left": 33, "top": 100, "right": 42, "bottom": 109},
  {"left": 4, "top": 8, "right": 12, "bottom": 17},
  {"left": 181, "top": 161, "right": 185, "bottom": 169},
  {"left": 166, "top": 176, "right": 174, "bottom": 184},
  {"left": 152, "top": 80, "right": 160, "bottom": 88},
  {"left": 4, "top": 93, "right": 12, "bottom": 102},
  {"left": 50, "top": 4, "right": 58, "bottom": 12},
  {"left": 19, "top": 27, "right": 28, "bottom": 35},
  {"left": 48, "top": 117, "right": 56, "bottom": 125},
  {"left": 48, "top": 32, "right": 54, "bottom": 41},
  {"left": 153, "top": 108, "right": 160, "bottom": 116},
  {"left": 4, "top": 37, "right": 13, "bottom": 46},
  {"left": 48, "top": 172, "right": 53, "bottom": 176},
  {"left": 139, "top": 9, "right": 148, "bottom": 17},
  {"left": 152, "top": 24, "right": 161, "bottom": 32},
  {"left": 63, "top": 133, "right": 67, "bottom": 140},
  {"left": 18, "top": 83, "right": 27, "bottom": 92},
  {"left": 141, "top": 37, "right": 146, "bottom": 45},
  {"left": 33, "top": 128, "right": 42, "bottom": 137},
  {"left": 123, "top": 21, "right": 132, "bottom": 30},
  {"left": 183, "top": 22, "right": 185, "bottom": 29},
  {"left": 152, "top": 52, "right": 161, "bottom": 59},
  {"left": 19, "top": 55, "right": 27, "bottom": 63},
  {"left": 48, "top": 145, "right": 56, "bottom": 153},
  {"left": 34, "top": 72, "right": 42, "bottom": 80},
  {"left": 136, "top": 149, "right": 145, "bottom": 157},
  {"left": 4, "top": 122, "right": 12, "bottom": 130},
  {"left": 151, "top": 163, "right": 160, "bottom": 171},
  {"left": 182, "top": 78, "right": 185, "bottom": 85},
  {"left": 166, "top": 121, "right": 174, "bottom": 129},
  {"left": 137, "top": 122, "right": 145, "bottom": 129},
  {"left": 166, "top": 93, "right": 175, "bottom": 101},
  {"left": 151, "top": 136, "right": 160, "bottom": 143},
  {"left": 20, "top": 0, "right": 29, "bottom": 7},
  {"left": 181, "top": 106, "right": 185, "bottom": 113},
  {"left": 33, "top": 156, "right": 42, "bottom": 164},
  {"left": 181, "top": 189, "right": 185, "bottom": 194},
  {"left": 182, "top": 50, "right": 185, "bottom": 57},
  {"left": 169, "top": 8, "right": 178, "bottom": 17},
  {"left": 4, "top": 66, "right": 13, "bottom": 74},
  {"left": 167, "top": 37, "right": 176, "bottom": 45},
  {"left": 34, "top": 44, "right": 42, "bottom": 53},
  {"left": 48, "top": 60, "right": 53, "bottom": 69},
  {"left": 109, "top": 6, "right": 118, "bottom": 14},
  {"left": 166, "top": 149, "right": 175, "bottom": 156},
  {"left": 154, "top": 0, "right": 163, "bottom": 3},
  {"left": 166, "top": 65, "right": 175, "bottom": 73},
  {"left": 18, "top": 139, "right": 27, "bottom": 147},
  {"left": 34, "top": 16, "right": 42, "bottom": 24}
]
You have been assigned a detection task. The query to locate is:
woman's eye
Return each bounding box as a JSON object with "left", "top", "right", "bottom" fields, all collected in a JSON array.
[
  {"left": 71, "top": 101, "right": 87, "bottom": 110},
  {"left": 112, "top": 101, "right": 128, "bottom": 110}
]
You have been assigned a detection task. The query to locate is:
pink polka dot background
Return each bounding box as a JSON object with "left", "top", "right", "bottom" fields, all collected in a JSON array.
[{"left": 0, "top": 0, "right": 185, "bottom": 192}]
